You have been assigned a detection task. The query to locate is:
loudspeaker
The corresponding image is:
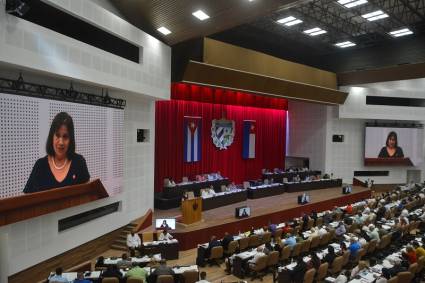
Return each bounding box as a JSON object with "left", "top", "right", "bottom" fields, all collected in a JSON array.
[
  {"left": 332, "top": 135, "right": 344, "bottom": 142},
  {"left": 137, "top": 129, "right": 145, "bottom": 142}
]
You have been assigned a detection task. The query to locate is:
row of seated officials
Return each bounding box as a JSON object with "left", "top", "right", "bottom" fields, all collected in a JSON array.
[
  {"left": 196, "top": 185, "right": 425, "bottom": 281},
  {"left": 164, "top": 172, "right": 223, "bottom": 187}
]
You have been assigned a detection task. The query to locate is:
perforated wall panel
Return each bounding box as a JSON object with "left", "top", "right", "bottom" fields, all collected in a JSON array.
[{"left": 0, "top": 92, "right": 123, "bottom": 198}]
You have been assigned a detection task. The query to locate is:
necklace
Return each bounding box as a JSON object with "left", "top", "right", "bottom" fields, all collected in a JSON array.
[{"left": 52, "top": 157, "right": 67, "bottom": 170}]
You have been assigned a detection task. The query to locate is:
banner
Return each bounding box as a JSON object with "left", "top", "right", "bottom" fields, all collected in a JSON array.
[
  {"left": 184, "top": 116, "right": 202, "bottom": 162},
  {"left": 242, "top": 120, "right": 256, "bottom": 159}
]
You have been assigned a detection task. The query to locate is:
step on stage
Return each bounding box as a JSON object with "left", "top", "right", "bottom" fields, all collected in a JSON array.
[{"left": 153, "top": 186, "right": 371, "bottom": 250}]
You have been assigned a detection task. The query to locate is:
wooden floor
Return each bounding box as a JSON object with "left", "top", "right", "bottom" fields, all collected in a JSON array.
[{"left": 155, "top": 186, "right": 370, "bottom": 233}]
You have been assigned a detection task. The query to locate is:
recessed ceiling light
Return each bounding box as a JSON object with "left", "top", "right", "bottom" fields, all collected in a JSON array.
[
  {"left": 337, "top": 0, "right": 368, "bottom": 8},
  {"left": 304, "top": 27, "right": 327, "bottom": 36},
  {"left": 192, "top": 10, "right": 210, "bottom": 21},
  {"left": 277, "top": 16, "right": 303, "bottom": 26},
  {"left": 389, "top": 28, "right": 414, "bottom": 37},
  {"left": 157, "top": 27, "right": 171, "bottom": 35},
  {"left": 362, "top": 10, "right": 389, "bottom": 21},
  {"left": 335, "top": 41, "right": 356, "bottom": 48}
]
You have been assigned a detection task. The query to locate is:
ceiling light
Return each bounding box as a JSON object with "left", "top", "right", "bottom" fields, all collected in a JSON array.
[
  {"left": 335, "top": 41, "right": 356, "bottom": 48},
  {"left": 157, "top": 27, "right": 171, "bottom": 35},
  {"left": 389, "top": 28, "right": 413, "bottom": 37},
  {"left": 362, "top": 10, "right": 389, "bottom": 21},
  {"left": 337, "top": 0, "right": 368, "bottom": 8},
  {"left": 304, "top": 27, "right": 327, "bottom": 36},
  {"left": 277, "top": 16, "right": 303, "bottom": 26},
  {"left": 192, "top": 10, "right": 210, "bottom": 21}
]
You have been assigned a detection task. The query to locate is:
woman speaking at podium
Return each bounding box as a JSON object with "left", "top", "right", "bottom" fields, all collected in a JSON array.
[{"left": 23, "top": 112, "right": 90, "bottom": 193}]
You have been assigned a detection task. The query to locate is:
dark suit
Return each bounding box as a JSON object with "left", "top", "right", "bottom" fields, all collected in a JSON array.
[
  {"left": 222, "top": 235, "right": 234, "bottom": 250},
  {"left": 151, "top": 265, "right": 175, "bottom": 283},
  {"left": 290, "top": 261, "right": 307, "bottom": 283}
]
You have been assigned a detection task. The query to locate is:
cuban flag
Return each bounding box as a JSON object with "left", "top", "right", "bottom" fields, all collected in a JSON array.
[
  {"left": 184, "top": 116, "right": 202, "bottom": 162},
  {"left": 242, "top": 120, "right": 256, "bottom": 159}
]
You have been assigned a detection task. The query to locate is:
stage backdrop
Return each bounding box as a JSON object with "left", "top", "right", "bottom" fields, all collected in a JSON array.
[{"left": 155, "top": 86, "right": 287, "bottom": 192}]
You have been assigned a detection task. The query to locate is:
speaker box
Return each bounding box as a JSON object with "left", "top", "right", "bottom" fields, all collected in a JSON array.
[{"left": 332, "top": 135, "right": 344, "bottom": 142}]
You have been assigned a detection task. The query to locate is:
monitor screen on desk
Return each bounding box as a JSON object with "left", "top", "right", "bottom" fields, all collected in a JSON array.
[
  {"left": 155, "top": 218, "right": 176, "bottom": 230},
  {"left": 235, "top": 206, "right": 250, "bottom": 218}
]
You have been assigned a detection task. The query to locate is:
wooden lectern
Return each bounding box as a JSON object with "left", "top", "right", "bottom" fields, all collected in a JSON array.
[
  {"left": 0, "top": 179, "right": 108, "bottom": 227},
  {"left": 181, "top": 197, "right": 202, "bottom": 225}
]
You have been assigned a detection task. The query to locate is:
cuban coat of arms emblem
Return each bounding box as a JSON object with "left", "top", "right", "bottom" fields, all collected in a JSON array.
[{"left": 211, "top": 119, "right": 235, "bottom": 150}]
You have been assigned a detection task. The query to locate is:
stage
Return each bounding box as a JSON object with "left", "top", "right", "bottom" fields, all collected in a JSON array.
[{"left": 153, "top": 186, "right": 371, "bottom": 250}]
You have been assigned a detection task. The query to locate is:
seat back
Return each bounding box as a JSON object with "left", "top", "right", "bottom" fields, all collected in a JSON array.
[
  {"left": 301, "top": 239, "right": 311, "bottom": 254},
  {"left": 397, "top": 271, "right": 413, "bottom": 283},
  {"left": 262, "top": 232, "right": 272, "bottom": 243},
  {"left": 220, "top": 185, "right": 227, "bottom": 192},
  {"left": 315, "top": 217, "right": 323, "bottom": 227},
  {"left": 210, "top": 246, "right": 223, "bottom": 259},
  {"left": 330, "top": 256, "right": 343, "bottom": 274},
  {"left": 342, "top": 250, "right": 350, "bottom": 267},
  {"left": 367, "top": 239, "right": 378, "bottom": 254},
  {"left": 316, "top": 262, "right": 329, "bottom": 281},
  {"left": 319, "top": 233, "right": 330, "bottom": 246},
  {"left": 267, "top": 251, "right": 280, "bottom": 267},
  {"left": 226, "top": 240, "right": 239, "bottom": 255},
  {"left": 143, "top": 232, "right": 153, "bottom": 243},
  {"left": 274, "top": 229, "right": 283, "bottom": 239},
  {"left": 310, "top": 235, "right": 321, "bottom": 250},
  {"left": 291, "top": 243, "right": 302, "bottom": 257},
  {"left": 307, "top": 219, "right": 315, "bottom": 230},
  {"left": 182, "top": 270, "right": 199, "bottom": 283},
  {"left": 252, "top": 255, "right": 268, "bottom": 271},
  {"left": 157, "top": 275, "right": 174, "bottom": 283},
  {"left": 102, "top": 279, "right": 120, "bottom": 283},
  {"left": 387, "top": 276, "right": 398, "bottom": 283},
  {"left": 127, "top": 278, "right": 144, "bottom": 283},
  {"left": 163, "top": 178, "right": 170, "bottom": 186},
  {"left": 353, "top": 248, "right": 365, "bottom": 264},
  {"left": 303, "top": 268, "right": 316, "bottom": 283},
  {"left": 264, "top": 179, "right": 269, "bottom": 185},
  {"left": 243, "top": 181, "right": 250, "bottom": 189},
  {"left": 239, "top": 237, "right": 250, "bottom": 250},
  {"left": 408, "top": 263, "right": 418, "bottom": 274},
  {"left": 417, "top": 256, "right": 425, "bottom": 273},
  {"left": 280, "top": 245, "right": 291, "bottom": 261},
  {"left": 249, "top": 235, "right": 261, "bottom": 248}
]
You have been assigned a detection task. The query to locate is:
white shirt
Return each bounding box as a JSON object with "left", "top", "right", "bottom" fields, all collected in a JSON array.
[
  {"left": 318, "top": 227, "right": 327, "bottom": 238},
  {"left": 159, "top": 232, "right": 173, "bottom": 241},
  {"left": 334, "top": 274, "right": 348, "bottom": 283},
  {"left": 248, "top": 251, "right": 266, "bottom": 265},
  {"left": 126, "top": 233, "right": 141, "bottom": 248}
]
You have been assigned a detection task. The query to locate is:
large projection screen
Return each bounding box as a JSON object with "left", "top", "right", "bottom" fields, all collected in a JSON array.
[{"left": 0, "top": 93, "right": 123, "bottom": 199}]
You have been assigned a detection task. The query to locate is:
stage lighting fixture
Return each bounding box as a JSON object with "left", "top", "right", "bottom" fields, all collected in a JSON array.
[{"left": 6, "top": 0, "right": 30, "bottom": 16}]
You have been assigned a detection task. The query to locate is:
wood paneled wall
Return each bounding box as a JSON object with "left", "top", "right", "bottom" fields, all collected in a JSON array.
[{"left": 203, "top": 38, "right": 338, "bottom": 90}]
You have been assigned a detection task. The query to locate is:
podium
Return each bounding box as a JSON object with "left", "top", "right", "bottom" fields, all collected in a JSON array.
[
  {"left": 365, "top": 158, "right": 413, "bottom": 166},
  {"left": 181, "top": 197, "right": 202, "bottom": 225},
  {"left": 0, "top": 179, "right": 108, "bottom": 227}
]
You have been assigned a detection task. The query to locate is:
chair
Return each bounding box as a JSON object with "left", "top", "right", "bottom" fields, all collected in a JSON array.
[
  {"left": 310, "top": 235, "right": 321, "bottom": 250},
  {"left": 267, "top": 251, "right": 280, "bottom": 271},
  {"left": 316, "top": 262, "right": 328, "bottom": 283},
  {"left": 397, "top": 271, "right": 413, "bottom": 283},
  {"left": 243, "top": 181, "right": 250, "bottom": 189},
  {"left": 303, "top": 268, "right": 316, "bottom": 283},
  {"left": 262, "top": 232, "right": 272, "bottom": 243},
  {"left": 182, "top": 176, "right": 189, "bottom": 183},
  {"left": 142, "top": 232, "right": 153, "bottom": 243},
  {"left": 300, "top": 239, "right": 311, "bottom": 255},
  {"left": 342, "top": 250, "right": 350, "bottom": 267},
  {"left": 351, "top": 248, "right": 366, "bottom": 265},
  {"left": 127, "top": 278, "right": 144, "bottom": 283},
  {"left": 329, "top": 256, "right": 343, "bottom": 274},
  {"left": 417, "top": 256, "right": 425, "bottom": 273},
  {"left": 291, "top": 243, "right": 302, "bottom": 258},
  {"left": 182, "top": 270, "right": 199, "bottom": 283},
  {"left": 220, "top": 185, "right": 227, "bottom": 192},
  {"left": 280, "top": 245, "right": 291, "bottom": 263},
  {"left": 102, "top": 279, "right": 119, "bottom": 283},
  {"left": 239, "top": 237, "right": 250, "bottom": 251},
  {"left": 408, "top": 263, "right": 418, "bottom": 274},
  {"left": 249, "top": 235, "right": 261, "bottom": 248},
  {"left": 307, "top": 218, "right": 315, "bottom": 230},
  {"left": 157, "top": 275, "right": 174, "bottom": 283},
  {"left": 367, "top": 239, "right": 378, "bottom": 255},
  {"left": 209, "top": 246, "right": 223, "bottom": 266},
  {"left": 264, "top": 179, "right": 269, "bottom": 185},
  {"left": 249, "top": 255, "right": 268, "bottom": 281},
  {"left": 224, "top": 240, "right": 239, "bottom": 256},
  {"left": 387, "top": 277, "right": 398, "bottom": 283},
  {"left": 274, "top": 229, "right": 283, "bottom": 239},
  {"left": 163, "top": 178, "right": 170, "bottom": 186},
  {"left": 319, "top": 233, "right": 330, "bottom": 246},
  {"left": 315, "top": 217, "right": 323, "bottom": 227}
]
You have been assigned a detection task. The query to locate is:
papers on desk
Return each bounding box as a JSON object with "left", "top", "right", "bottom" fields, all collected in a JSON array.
[
  {"left": 237, "top": 250, "right": 257, "bottom": 260},
  {"left": 249, "top": 183, "right": 282, "bottom": 190},
  {"left": 49, "top": 271, "right": 101, "bottom": 281},
  {"left": 104, "top": 254, "right": 160, "bottom": 265},
  {"left": 325, "top": 277, "right": 336, "bottom": 282},
  {"left": 144, "top": 239, "right": 178, "bottom": 246},
  {"left": 172, "top": 265, "right": 198, "bottom": 274}
]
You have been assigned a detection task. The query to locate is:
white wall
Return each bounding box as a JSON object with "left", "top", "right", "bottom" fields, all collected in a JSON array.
[
  {"left": 0, "top": 1, "right": 168, "bottom": 281},
  {"left": 287, "top": 78, "right": 425, "bottom": 185}
]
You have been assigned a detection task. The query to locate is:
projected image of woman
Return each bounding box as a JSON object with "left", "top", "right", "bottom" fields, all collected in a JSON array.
[
  {"left": 24, "top": 112, "right": 90, "bottom": 193},
  {"left": 378, "top": 131, "right": 404, "bottom": 158}
]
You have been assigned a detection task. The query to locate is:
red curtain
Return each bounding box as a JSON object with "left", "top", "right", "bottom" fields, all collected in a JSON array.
[
  {"left": 171, "top": 83, "right": 288, "bottom": 110},
  {"left": 154, "top": 100, "right": 287, "bottom": 192}
]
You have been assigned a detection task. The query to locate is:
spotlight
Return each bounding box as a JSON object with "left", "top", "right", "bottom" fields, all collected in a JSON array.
[{"left": 6, "top": 0, "right": 30, "bottom": 17}]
